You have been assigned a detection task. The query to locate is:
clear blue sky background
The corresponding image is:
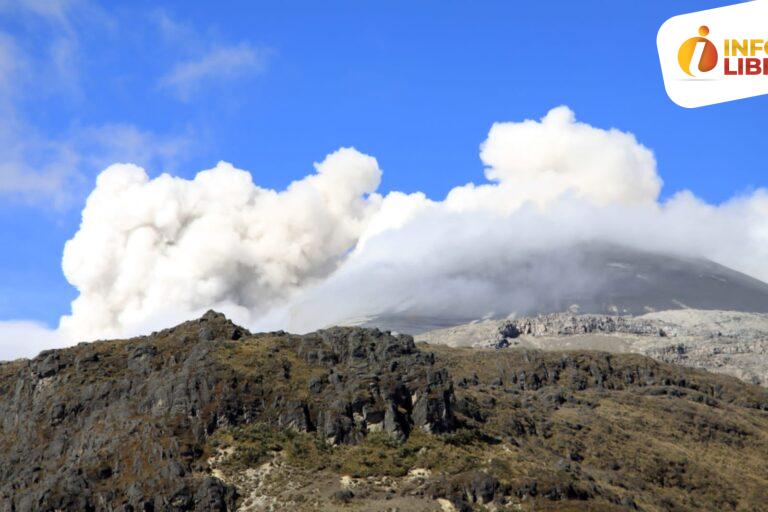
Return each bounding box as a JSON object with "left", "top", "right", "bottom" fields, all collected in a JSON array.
[{"left": 0, "top": 0, "right": 765, "bottom": 327}]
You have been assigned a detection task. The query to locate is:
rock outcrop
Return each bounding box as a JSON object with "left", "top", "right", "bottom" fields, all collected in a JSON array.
[
  {"left": 1, "top": 311, "right": 767, "bottom": 511},
  {"left": 0, "top": 312, "right": 454, "bottom": 511},
  {"left": 496, "top": 313, "right": 670, "bottom": 343},
  {"left": 417, "top": 309, "right": 768, "bottom": 386}
]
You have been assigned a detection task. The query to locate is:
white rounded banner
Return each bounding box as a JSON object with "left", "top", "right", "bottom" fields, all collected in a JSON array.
[{"left": 658, "top": 0, "right": 768, "bottom": 108}]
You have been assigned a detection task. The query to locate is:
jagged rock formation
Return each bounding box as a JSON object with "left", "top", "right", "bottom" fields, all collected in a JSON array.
[
  {"left": 0, "top": 312, "right": 453, "bottom": 511},
  {"left": 497, "top": 313, "right": 670, "bottom": 340},
  {"left": 1, "top": 311, "right": 768, "bottom": 511},
  {"left": 417, "top": 309, "right": 768, "bottom": 386}
]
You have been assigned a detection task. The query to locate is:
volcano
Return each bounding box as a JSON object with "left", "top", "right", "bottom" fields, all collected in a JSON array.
[{"left": 345, "top": 243, "right": 768, "bottom": 334}]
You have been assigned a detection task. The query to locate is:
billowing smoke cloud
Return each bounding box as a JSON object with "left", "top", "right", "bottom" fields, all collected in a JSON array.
[
  {"left": 59, "top": 148, "right": 382, "bottom": 340},
  {"left": 450, "top": 105, "right": 662, "bottom": 211},
  {"left": 279, "top": 194, "right": 768, "bottom": 332},
  {"left": 2, "top": 106, "right": 768, "bottom": 358},
  {"left": 273, "top": 109, "right": 768, "bottom": 330}
]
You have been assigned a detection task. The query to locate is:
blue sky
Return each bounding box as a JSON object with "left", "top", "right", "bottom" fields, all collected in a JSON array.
[{"left": 0, "top": 0, "right": 765, "bottom": 327}]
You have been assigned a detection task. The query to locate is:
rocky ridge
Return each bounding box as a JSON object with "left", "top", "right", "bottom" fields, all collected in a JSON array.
[
  {"left": 1, "top": 311, "right": 767, "bottom": 511},
  {"left": 0, "top": 312, "right": 453, "bottom": 511},
  {"left": 416, "top": 309, "right": 768, "bottom": 386}
]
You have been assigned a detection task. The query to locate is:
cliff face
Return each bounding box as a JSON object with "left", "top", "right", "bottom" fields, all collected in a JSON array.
[
  {"left": 0, "top": 311, "right": 453, "bottom": 511},
  {"left": 0, "top": 312, "right": 767, "bottom": 511}
]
